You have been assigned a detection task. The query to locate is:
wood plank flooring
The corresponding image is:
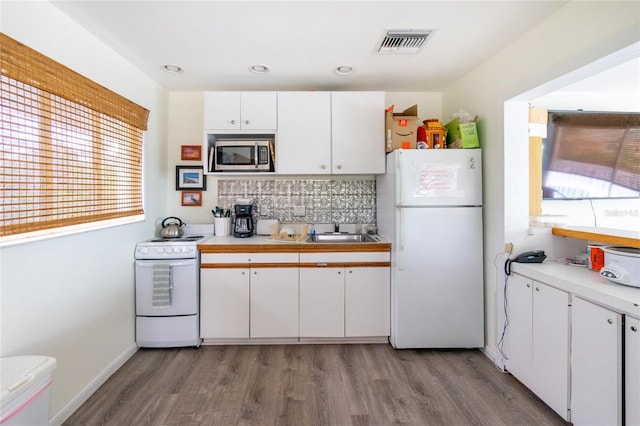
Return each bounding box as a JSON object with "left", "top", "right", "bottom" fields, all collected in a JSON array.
[{"left": 64, "top": 344, "right": 568, "bottom": 426}]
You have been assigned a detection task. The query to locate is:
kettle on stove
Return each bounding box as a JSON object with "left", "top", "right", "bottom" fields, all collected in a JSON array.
[
  {"left": 233, "top": 204, "right": 254, "bottom": 238},
  {"left": 160, "top": 216, "right": 185, "bottom": 238}
]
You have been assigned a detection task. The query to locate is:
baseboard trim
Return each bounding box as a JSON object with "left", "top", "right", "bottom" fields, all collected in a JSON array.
[
  {"left": 481, "top": 345, "right": 506, "bottom": 372},
  {"left": 50, "top": 344, "right": 138, "bottom": 426}
]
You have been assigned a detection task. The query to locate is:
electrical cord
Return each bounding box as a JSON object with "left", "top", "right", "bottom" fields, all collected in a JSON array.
[
  {"left": 589, "top": 198, "right": 598, "bottom": 227},
  {"left": 497, "top": 259, "right": 511, "bottom": 361}
]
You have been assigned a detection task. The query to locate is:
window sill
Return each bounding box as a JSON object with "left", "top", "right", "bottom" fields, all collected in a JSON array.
[{"left": 0, "top": 215, "right": 145, "bottom": 248}]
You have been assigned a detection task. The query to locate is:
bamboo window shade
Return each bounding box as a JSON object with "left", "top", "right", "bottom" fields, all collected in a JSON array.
[
  {"left": 547, "top": 112, "right": 640, "bottom": 192},
  {"left": 1, "top": 33, "right": 149, "bottom": 237}
]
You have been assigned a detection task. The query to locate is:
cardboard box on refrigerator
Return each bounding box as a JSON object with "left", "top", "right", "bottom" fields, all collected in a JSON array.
[{"left": 385, "top": 104, "right": 420, "bottom": 152}]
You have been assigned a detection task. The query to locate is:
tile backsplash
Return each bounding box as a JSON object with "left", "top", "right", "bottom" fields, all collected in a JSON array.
[{"left": 217, "top": 178, "right": 376, "bottom": 225}]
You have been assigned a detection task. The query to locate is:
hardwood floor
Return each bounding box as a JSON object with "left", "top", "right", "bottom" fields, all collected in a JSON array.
[{"left": 64, "top": 345, "right": 568, "bottom": 426}]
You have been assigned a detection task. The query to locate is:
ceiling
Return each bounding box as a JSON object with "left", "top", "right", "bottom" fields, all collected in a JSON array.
[{"left": 51, "top": 1, "right": 568, "bottom": 92}]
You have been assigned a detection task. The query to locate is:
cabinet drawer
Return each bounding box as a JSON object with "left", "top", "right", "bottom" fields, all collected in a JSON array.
[
  {"left": 300, "top": 251, "right": 390, "bottom": 264},
  {"left": 201, "top": 252, "right": 298, "bottom": 264}
]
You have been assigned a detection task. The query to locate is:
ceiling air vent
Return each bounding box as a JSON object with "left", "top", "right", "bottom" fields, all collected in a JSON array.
[{"left": 376, "top": 29, "right": 433, "bottom": 54}]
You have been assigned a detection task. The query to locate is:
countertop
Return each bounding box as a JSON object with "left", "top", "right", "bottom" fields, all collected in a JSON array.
[
  {"left": 512, "top": 260, "right": 640, "bottom": 317},
  {"left": 198, "top": 234, "right": 391, "bottom": 253}
]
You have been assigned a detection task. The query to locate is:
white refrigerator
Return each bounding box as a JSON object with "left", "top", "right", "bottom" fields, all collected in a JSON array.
[{"left": 377, "top": 149, "right": 484, "bottom": 349}]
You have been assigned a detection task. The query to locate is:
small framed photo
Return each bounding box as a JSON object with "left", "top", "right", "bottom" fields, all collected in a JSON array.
[
  {"left": 181, "top": 145, "right": 202, "bottom": 161},
  {"left": 176, "top": 166, "right": 207, "bottom": 190},
  {"left": 181, "top": 190, "right": 202, "bottom": 206}
]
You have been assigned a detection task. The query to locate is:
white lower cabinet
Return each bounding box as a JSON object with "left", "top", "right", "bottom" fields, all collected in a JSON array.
[
  {"left": 505, "top": 274, "right": 570, "bottom": 420},
  {"left": 299, "top": 268, "right": 345, "bottom": 337},
  {"left": 249, "top": 267, "right": 299, "bottom": 338},
  {"left": 345, "top": 267, "right": 390, "bottom": 337},
  {"left": 299, "top": 265, "right": 391, "bottom": 338},
  {"left": 201, "top": 268, "right": 250, "bottom": 338},
  {"left": 200, "top": 252, "right": 298, "bottom": 340},
  {"left": 201, "top": 250, "right": 390, "bottom": 341},
  {"left": 571, "top": 296, "right": 623, "bottom": 426},
  {"left": 627, "top": 316, "right": 640, "bottom": 426}
]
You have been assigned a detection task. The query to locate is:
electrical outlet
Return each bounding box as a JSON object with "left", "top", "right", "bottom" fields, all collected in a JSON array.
[
  {"left": 293, "top": 205, "right": 305, "bottom": 216},
  {"left": 505, "top": 242, "right": 514, "bottom": 253}
]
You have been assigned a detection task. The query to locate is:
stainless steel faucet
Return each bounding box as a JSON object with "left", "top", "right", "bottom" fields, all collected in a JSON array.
[{"left": 334, "top": 223, "right": 340, "bottom": 233}]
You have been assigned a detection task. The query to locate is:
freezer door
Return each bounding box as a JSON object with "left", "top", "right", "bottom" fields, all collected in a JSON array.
[
  {"left": 390, "top": 206, "right": 484, "bottom": 348},
  {"left": 394, "top": 149, "right": 482, "bottom": 207}
]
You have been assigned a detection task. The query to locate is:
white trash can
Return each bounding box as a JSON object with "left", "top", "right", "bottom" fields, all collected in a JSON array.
[{"left": 1, "top": 356, "right": 56, "bottom": 426}]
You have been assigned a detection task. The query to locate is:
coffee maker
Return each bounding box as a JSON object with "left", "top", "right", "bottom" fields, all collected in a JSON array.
[{"left": 233, "top": 204, "right": 254, "bottom": 238}]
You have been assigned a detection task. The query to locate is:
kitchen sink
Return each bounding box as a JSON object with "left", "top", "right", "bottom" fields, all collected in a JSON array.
[{"left": 308, "top": 233, "right": 378, "bottom": 243}]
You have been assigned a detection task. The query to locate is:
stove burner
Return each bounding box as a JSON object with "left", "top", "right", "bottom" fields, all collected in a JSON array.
[{"left": 149, "top": 235, "right": 204, "bottom": 242}]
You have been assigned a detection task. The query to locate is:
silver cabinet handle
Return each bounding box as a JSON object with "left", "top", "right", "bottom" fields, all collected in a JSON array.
[
  {"left": 526, "top": 283, "right": 531, "bottom": 288},
  {"left": 607, "top": 319, "right": 613, "bottom": 324},
  {"left": 230, "top": 119, "right": 236, "bottom": 124},
  {"left": 244, "top": 120, "right": 250, "bottom": 125},
  {"left": 535, "top": 286, "right": 540, "bottom": 292},
  {"left": 336, "top": 165, "right": 342, "bottom": 170},
  {"left": 321, "top": 165, "right": 327, "bottom": 169},
  {"left": 631, "top": 326, "right": 638, "bottom": 332}
]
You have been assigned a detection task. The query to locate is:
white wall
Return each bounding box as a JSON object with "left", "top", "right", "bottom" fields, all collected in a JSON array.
[
  {"left": 442, "top": 1, "right": 640, "bottom": 362},
  {"left": 0, "top": 2, "right": 168, "bottom": 424}
]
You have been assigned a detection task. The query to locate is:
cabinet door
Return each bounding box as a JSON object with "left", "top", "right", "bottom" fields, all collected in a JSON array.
[
  {"left": 345, "top": 267, "right": 390, "bottom": 337},
  {"left": 200, "top": 268, "right": 250, "bottom": 338},
  {"left": 250, "top": 267, "right": 299, "bottom": 338},
  {"left": 331, "top": 91, "right": 385, "bottom": 174},
  {"left": 276, "top": 92, "right": 331, "bottom": 174},
  {"left": 240, "top": 92, "right": 277, "bottom": 130},
  {"left": 571, "top": 297, "right": 622, "bottom": 426},
  {"left": 204, "top": 92, "right": 241, "bottom": 130},
  {"left": 627, "top": 316, "right": 640, "bottom": 426},
  {"left": 504, "top": 274, "right": 533, "bottom": 385},
  {"left": 299, "top": 268, "right": 344, "bottom": 337},
  {"left": 531, "top": 282, "right": 570, "bottom": 420}
]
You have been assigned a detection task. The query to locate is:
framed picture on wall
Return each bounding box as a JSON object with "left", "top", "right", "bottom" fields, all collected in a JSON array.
[
  {"left": 176, "top": 166, "right": 206, "bottom": 190},
  {"left": 181, "top": 145, "right": 202, "bottom": 161},
  {"left": 181, "top": 190, "right": 202, "bottom": 206}
]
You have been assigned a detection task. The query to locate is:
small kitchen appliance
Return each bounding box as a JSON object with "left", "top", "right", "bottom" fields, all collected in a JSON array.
[
  {"left": 233, "top": 204, "right": 254, "bottom": 238},
  {"left": 600, "top": 246, "right": 640, "bottom": 288},
  {"left": 209, "top": 139, "right": 273, "bottom": 172}
]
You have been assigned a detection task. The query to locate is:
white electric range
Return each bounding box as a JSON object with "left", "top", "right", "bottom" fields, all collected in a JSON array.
[{"left": 134, "top": 224, "right": 213, "bottom": 348}]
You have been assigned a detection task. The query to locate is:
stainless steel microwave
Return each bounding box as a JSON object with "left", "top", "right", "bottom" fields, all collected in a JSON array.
[{"left": 209, "top": 139, "right": 273, "bottom": 172}]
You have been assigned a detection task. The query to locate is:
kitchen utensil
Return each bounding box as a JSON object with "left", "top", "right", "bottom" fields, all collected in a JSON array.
[{"left": 160, "top": 216, "right": 185, "bottom": 238}]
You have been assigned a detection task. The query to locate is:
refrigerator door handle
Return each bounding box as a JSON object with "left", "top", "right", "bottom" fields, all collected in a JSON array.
[
  {"left": 398, "top": 208, "right": 404, "bottom": 271},
  {"left": 395, "top": 151, "right": 402, "bottom": 206}
]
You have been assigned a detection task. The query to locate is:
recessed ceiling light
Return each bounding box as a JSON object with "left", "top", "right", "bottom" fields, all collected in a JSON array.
[
  {"left": 162, "top": 64, "right": 183, "bottom": 74},
  {"left": 335, "top": 65, "right": 353, "bottom": 76},
  {"left": 249, "top": 64, "right": 270, "bottom": 74}
]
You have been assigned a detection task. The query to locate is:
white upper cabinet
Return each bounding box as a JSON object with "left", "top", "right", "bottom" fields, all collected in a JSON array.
[
  {"left": 331, "top": 91, "right": 385, "bottom": 174},
  {"left": 277, "top": 92, "right": 332, "bottom": 174},
  {"left": 204, "top": 92, "right": 277, "bottom": 130},
  {"left": 276, "top": 91, "right": 385, "bottom": 175}
]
